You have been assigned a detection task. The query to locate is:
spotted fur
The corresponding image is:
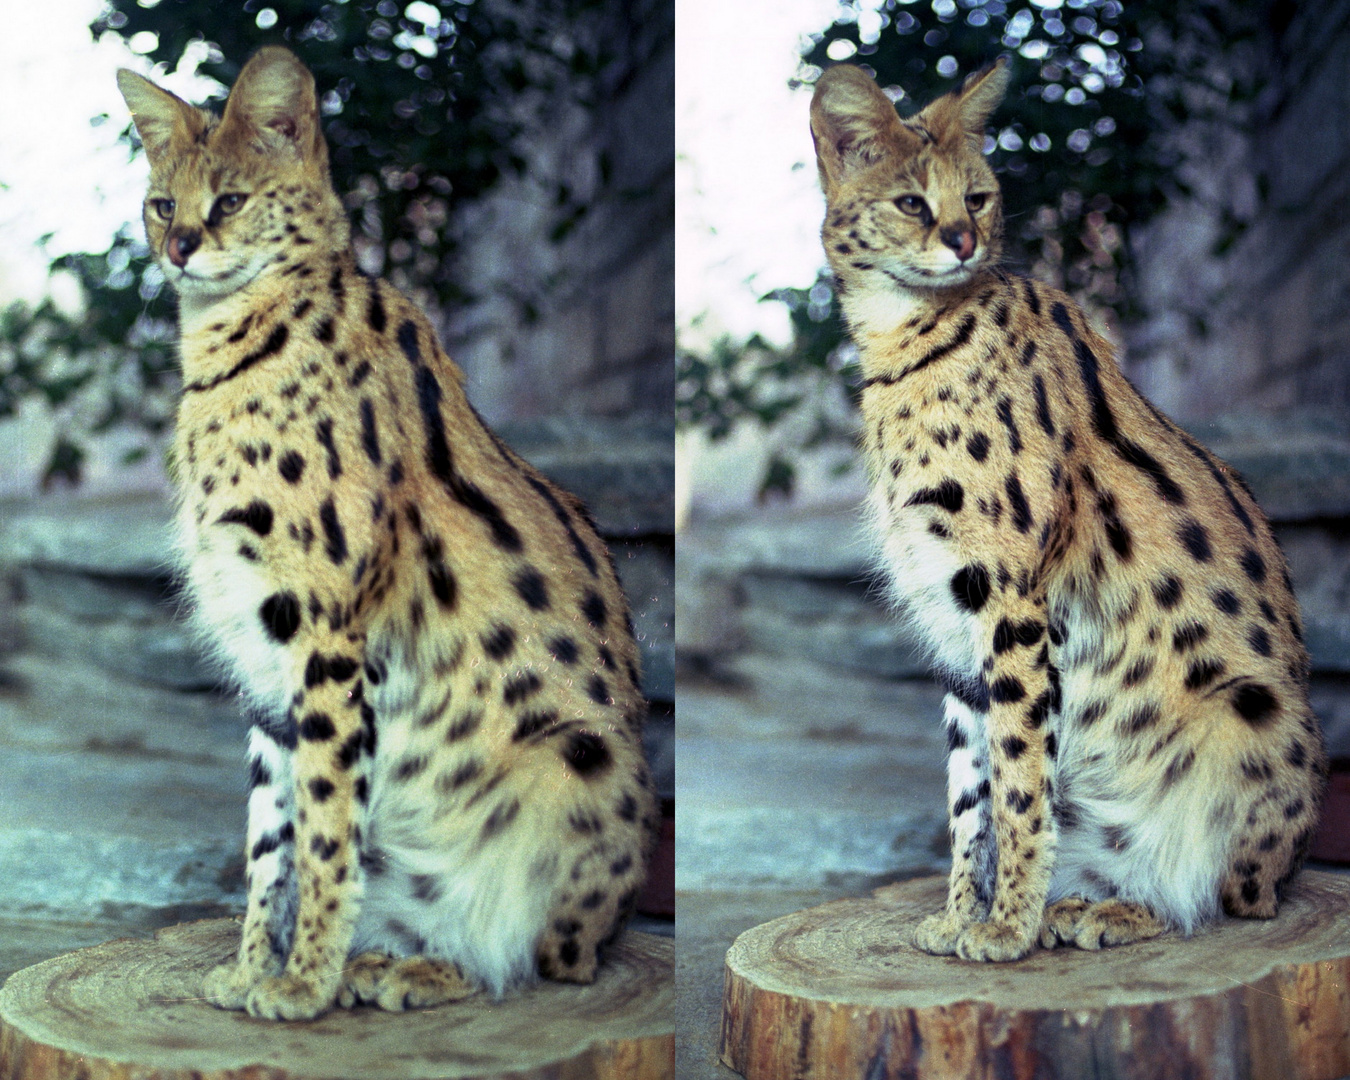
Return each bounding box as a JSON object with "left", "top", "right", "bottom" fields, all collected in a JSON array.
[
  {"left": 810, "top": 60, "right": 1326, "bottom": 961},
  {"left": 118, "top": 47, "right": 656, "bottom": 1019}
]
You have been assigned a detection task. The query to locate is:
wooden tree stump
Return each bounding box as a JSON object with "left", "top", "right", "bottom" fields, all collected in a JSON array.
[
  {"left": 0, "top": 919, "right": 673, "bottom": 1080},
  {"left": 720, "top": 871, "right": 1350, "bottom": 1080}
]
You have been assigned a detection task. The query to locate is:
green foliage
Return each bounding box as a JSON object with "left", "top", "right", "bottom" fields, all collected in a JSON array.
[
  {"left": 0, "top": 231, "right": 176, "bottom": 486},
  {"left": 677, "top": 0, "right": 1250, "bottom": 498},
  {"left": 93, "top": 0, "right": 640, "bottom": 304},
  {"left": 4, "top": 0, "right": 665, "bottom": 487}
]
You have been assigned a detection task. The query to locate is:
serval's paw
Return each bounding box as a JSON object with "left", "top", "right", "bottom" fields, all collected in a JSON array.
[{"left": 955, "top": 919, "right": 1036, "bottom": 962}]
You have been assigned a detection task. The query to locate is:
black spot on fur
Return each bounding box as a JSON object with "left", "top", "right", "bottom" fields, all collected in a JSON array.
[
  {"left": 563, "top": 731, "right": 612, "bottom": 776},
  {"left": 395, "top": 755, "right": 428, "bottom": 781},
  {"left": 588, "top": 674, "right": 610, "bottom": 705},
  {"left": 1177, "top": 519, "right": 1213, "bottom": 562},
  {"left": 250, "top": 822, "right": 294, "bottom": 861},
  {"left": 995, "top": 396, "right": 1023, "bottom": 454},
  {"left": 993, "top": 617, "right": 1044, "bottom": 654},
  {"left": 1002, "top": 735, "right": 1027, "bottom": 760},
  {"left": 1163, "top": 748, "right": 1196, "bottom": 787},
  {"left": 1232, "top": 684, "right": 1279, "bottom": 726},
  {"left": 940, "top": 667, "right": 989, "bottom": 712},
  {"left": 185, "top": 322, "right": 289, "bottom": 394},
  {"left": 1239, "top": 548, "right": 1267, "bottom": 584},
  {"left": 397, "top": 319, "right": 420, "bottom": 364},
  {"left": 1212, "top": 589, "right": 1241, "bottom": 616},
  {"left": 310, "top": 835, "right": 340, "bottom": 861},
  {"left": 409, "top": 874, "right": 441, "bottom": 902},
  {"left": 299, "top": 711, "right": 336, "bottom": 741},
  {"left": 989, "top": 676, "right": 1027, "bottom": 704},
  {"left": 278, "top": 450, "right": 305, "bottom": 484},
  {"left": 549, "top": 636, "right": 579, "bottom": 664},
  {"left": 951, "top": 564, "right": 991, "bottom": 613},
  {"left": 1184, "top": 658, "right": 1225, "bottom": 691},
  {"left": 967, "top": 431, "right": 990, "bottom": 462},
  {"left": 1033, "top": 374, "right": 1056, "bottom": 437},
  {"left": 413, "top": 365, "right": 523, "bottom": 552},
  {"left": 318, "top": 498, "right": 347, "bottom": 564},
  {"left": 513, "top": 567, "right": 550, "bottom": 611},
  {"left": 444, "top": 710, "right": 483, "bottom": 742},
  {"left": 315, "top": 417, "right": 342, "bottom": 479},
  {"left": 1121, "top": 703, "right": 1160, "bottom": 734},
  {"left": 952, "top": 780, "right": 990, "bottom": 818},
  {"left": 905, "top": 479, "right": 964, "bottom": 513},
  {"left": 503, "top": 672, "right": 543, "bottom": 706},
  {"left": 1026, "top": 689, "right": 1054, "bottom": 728},
  {"left": 217, "top": 500, "right": 274, "bottom": 537},
  {"left": 1121, "top": 656, "right": 1154, "bottom": 688},
  {"left": 260, "top": 592, "right": 301, "bottom": 642},
  {"left": 1005, "top": 473, "right": 1032, "bottom": 533},
  {"left": 441, "top": 759, "right": 484, "bottom": 792},
  {"left": 1248, "top": 625, "right": 1272, "bottom": 657},
  {"left": 1006, "top": 789, "right": 1034, "bottom": 814},
  {"left": 1151, "top": 575, "right": 1182, "bottom": 610},
  {"left": 368, "top": 286, "right": 387, "bottom": 333},
  {"left": 248, "top": 757, "right": 271, "bottom": 790},
  {"left": 513, "top": 709, "right": 559, "bottom": 741},
  {"left": 359, "top": 398, "right": 382, "bottom": 465},
  {"left": 581, "top": 590, "right": 608, "bottom": 628},
  {"left": 308, "top": 777, "right": 335, "bottom": 802},
  {"left": 1171, "top": 621, "right": 1209, "bottom": 653},
  {"left": 483, "top": 625, "right": 516, "bottom": 661},
  {"left": 427, "top": 561, "right": 456, "bottom": 609},
  {"left": 862, "top": 312, "right": 977, "bottom": 387}
]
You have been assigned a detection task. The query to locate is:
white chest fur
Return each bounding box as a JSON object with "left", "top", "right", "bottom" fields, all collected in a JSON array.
[{"left": 176, "top": 500, "right": 292, "bottom": 708}]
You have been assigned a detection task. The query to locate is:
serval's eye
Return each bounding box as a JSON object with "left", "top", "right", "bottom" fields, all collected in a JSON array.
[
  {"left": 150, "top": 198, "right": 175, "bottom": 221},
  {"left": 214, "top": 193, "right": 247, "bottom": 217},
  {"left": 894, "top": 195, "right": 927, "bottom": 217},
  {"left": 965, "top": 193, "right": 989, "bottom": 213}
]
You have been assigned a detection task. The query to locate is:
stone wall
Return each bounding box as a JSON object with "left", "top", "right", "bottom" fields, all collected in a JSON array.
[
  {"left": 444, "top": 0, "right": 674, "bottom": 426},
  {"left": 1125, "top": 1, "right": 1350, "bottom": 420}
]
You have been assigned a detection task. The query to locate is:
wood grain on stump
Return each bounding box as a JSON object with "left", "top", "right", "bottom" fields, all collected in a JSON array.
[
  {"left": 0, "top": 919, "right": 673, "bottom": 1080},
  {"left": 720, "top": 871, "right": 1350, "bottom": 1080}
]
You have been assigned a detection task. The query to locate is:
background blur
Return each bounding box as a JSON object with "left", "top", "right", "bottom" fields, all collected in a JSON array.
[{"left": 675, "top": 2, "right": 1350, "bottom": 1075}]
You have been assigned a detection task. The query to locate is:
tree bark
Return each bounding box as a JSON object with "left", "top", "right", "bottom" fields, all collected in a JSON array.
[
  {"left": 0, "top": 919, "right": 673, "bottom": 1080},
  {"left": 720, "top": 871, "right": 1350, "bottom": 1080}
]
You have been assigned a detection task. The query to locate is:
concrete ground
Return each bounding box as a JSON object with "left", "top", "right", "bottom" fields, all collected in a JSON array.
[{"left": 675, "top": 654, "right": 951, "bottom": 1078}]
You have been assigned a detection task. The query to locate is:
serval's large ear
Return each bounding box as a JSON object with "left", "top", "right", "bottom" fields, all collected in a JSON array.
[
  {"left": 218, "top": 46, "right": 327, "bottom": 169},
  {"left": 810, "top": 65, "right": 920, "bottom": 199},
  {"left": 116, "top": 69, "right": 205, "bottom": 168},
  {"left": 922, "top": 58, "right": 1010, "bottom": 149}
]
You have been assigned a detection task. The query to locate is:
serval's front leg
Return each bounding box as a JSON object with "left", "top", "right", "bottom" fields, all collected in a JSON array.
[
  {"left": 204, "top": 709, "right": 298, "bottom": 1008},
  {"left": 912, "top": 685, "right": 994, "bottom": 954},
  {"left": 953, "top": 593, "right": 1057, "bottom": 962}
]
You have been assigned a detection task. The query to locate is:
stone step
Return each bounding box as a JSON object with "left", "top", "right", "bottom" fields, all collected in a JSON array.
[
  {"left": 1, "top": 498, "right": 673, "bottom": 703},
  {"left": 679, "top": 507, "right": 1350, "bottom": 675},
  {"left": 676, "top": 657, "right": 949, "bottom": 892}
]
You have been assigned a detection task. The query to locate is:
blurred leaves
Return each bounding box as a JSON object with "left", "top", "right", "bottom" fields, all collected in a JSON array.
[
  {"left": 4, "top": 0, "right": 668, "bottom": 487},
  {"left": 0, "top": 231, "right": 176, "bottom": 487},
  {"left": 95, "top": 0, "right": 662, "bottom": 303},
  {"left": 677, "top": 0, "right": 1259, "bottom": 497}
]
